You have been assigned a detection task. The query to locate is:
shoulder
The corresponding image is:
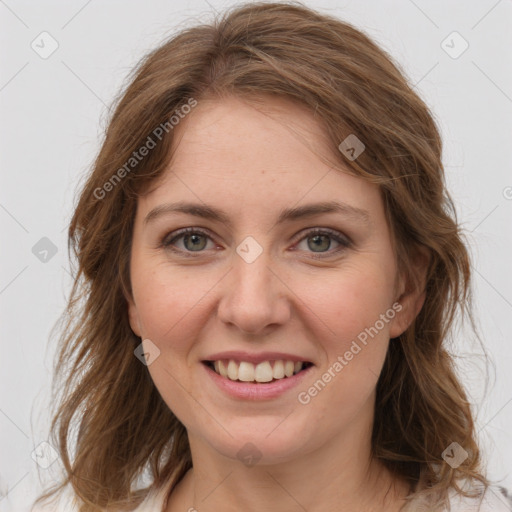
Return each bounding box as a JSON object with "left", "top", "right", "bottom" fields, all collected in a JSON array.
[
  {"left": 404, "top": 478, "right": 512, "bottom": 512},
  {"left": 447, "top": 480, "right": 512, "bottom": 512},
  {"left": 32, "top": 485, "right": 168, "bottom": 512}
]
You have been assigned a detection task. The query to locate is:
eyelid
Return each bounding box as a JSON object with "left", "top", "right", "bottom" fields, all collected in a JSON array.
[
  {"left": 161, "top": 227, "right": 218, "bottom": 250},
  {"left": 292, "top": 227, "right": 351, "bottom": 245},
  {"left": 161, "top": 226, "right": 351, "bottom": 256}
]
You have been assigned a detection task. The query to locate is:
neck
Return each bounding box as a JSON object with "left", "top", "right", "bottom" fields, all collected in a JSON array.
[{"left": 166, "top": 420, "right": 409, "bottom": 512}]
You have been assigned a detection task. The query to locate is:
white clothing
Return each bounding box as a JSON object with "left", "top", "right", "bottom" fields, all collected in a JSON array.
[{"left": 132, "top": 479, "right": 512, "bottom": 511}]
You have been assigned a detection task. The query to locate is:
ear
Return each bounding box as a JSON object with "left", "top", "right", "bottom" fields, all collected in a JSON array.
[
  {"left": 389, "top": 245, "right": 431, "bottom": 339},
  {"left": 127, "top": 297, "right": 142, "bottom": 338}
]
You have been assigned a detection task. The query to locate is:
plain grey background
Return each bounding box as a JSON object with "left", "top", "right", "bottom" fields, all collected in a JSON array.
[{"left": 1, "top": 0, "right": 511, "bottom": 510}]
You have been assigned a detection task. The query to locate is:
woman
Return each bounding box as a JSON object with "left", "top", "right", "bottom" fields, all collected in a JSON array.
[{"left": 37, "top": 2, "right": 511, "bottom": 511}]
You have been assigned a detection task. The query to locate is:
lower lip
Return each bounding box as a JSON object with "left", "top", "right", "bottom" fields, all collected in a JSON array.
[{"left": 202, "top": 363, "right": 313, "bottom": 400}]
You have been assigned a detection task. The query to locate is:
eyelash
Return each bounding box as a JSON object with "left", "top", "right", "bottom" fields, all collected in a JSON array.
[{"left": 161, "top": 227, "right": 351, "bottom": 259}]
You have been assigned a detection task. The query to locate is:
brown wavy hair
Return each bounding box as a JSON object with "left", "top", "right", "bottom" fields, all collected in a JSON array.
[{"left": 37, "top": 2, "right": 488, "bottom": 510}]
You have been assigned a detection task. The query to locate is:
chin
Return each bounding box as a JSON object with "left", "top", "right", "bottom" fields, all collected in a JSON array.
[{"left": 193, "top": 416, "right": 320, "bottom": 466}]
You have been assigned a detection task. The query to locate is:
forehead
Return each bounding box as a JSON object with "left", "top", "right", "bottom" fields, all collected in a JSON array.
[
  {"left": 168, "top": 95, "right": 337, "bottom": 175},
  {"left": 139, "top": 95, "right": 382, "bottom": 223}
]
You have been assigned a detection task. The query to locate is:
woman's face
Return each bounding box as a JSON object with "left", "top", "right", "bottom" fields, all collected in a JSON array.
[{"left": 128, "top": 96, "right": 414, "bottom": 466}]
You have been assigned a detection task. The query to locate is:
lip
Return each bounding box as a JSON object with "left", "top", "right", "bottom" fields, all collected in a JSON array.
[
  {"left": 203, "top": 351, "right": 312, "bottom": 365},
  {"left": 201, "top": 360, "right": 314, "bottom": 400}
]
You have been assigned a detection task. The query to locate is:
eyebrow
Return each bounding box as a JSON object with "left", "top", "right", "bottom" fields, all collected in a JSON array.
[{"left": 143, "top": 200, "right": 370, "bottom": 227}]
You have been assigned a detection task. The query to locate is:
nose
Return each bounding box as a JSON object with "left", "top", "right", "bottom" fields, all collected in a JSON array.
[{"left": 216, "top": 247, "right": 291, "bottom": 336}]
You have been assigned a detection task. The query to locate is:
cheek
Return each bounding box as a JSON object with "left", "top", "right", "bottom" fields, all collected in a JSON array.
[
  {"left": 131, "top": 261, "right": 212, "bottom": 343},
  {"left": 130, "top": 263, "right": 214, "bottom": 424},
  {"left": 293, "top": 268, "right": 395, "bottom": 425},
  {"left": 301, "top": 262, "right": 397, "bottom": 347}
]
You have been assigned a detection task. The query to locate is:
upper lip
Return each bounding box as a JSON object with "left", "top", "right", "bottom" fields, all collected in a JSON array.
[{"left": 203, "top": 351, "right": 313, "bottom": 365}]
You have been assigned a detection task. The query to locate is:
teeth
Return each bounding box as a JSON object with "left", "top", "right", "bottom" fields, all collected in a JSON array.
[
  {"left": 254, "top": 361, "right": 273, "bottom": 382},
  {"left": 218, "top": 360, "right": 228, "bottom": 377},
  {"left": 273, "top": 360, "right": 285, "bottom": 379},
  {"left": 211, "top": 359, "right": 307, "bottom": 382},
  {"left": 238, "top": 361, "right": 254, "bottom": 381},
  {"left": 227, "top": 360, "right": 239, "bottom": 380}
]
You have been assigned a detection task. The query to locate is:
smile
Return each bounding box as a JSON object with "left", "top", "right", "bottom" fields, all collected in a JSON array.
[{"left": 203, "top": 359, "right": 314, "bottom": 383}]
